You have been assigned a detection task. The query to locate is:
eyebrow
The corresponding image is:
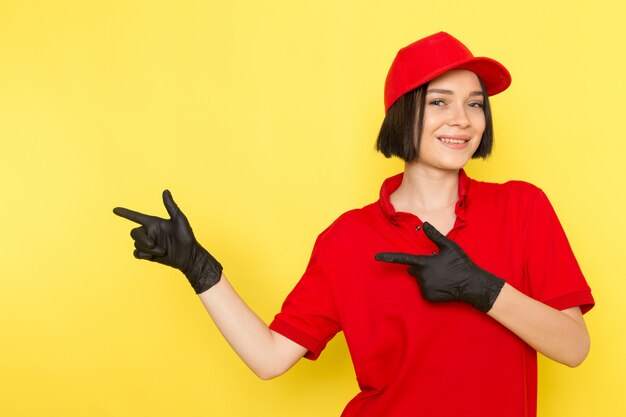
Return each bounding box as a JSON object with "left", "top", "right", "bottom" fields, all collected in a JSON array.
[{"left": 427, "top": 88, "right": 484, "bottom": 97}]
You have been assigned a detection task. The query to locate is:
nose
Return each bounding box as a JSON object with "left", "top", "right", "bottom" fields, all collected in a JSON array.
[{"left": 447, "top": 104, "right": 470, "bottom": 128}]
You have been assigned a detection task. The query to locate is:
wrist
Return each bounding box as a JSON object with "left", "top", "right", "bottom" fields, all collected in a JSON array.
[
  {"left": 182, "top": 244, "right": 223, "bottom": 294},
  {"left": 463, "top": 270, "right": 506, "bottom": 313}
]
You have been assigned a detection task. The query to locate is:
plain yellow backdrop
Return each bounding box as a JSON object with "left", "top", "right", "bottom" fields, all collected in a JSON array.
[{"left": 0, "top": 0, "right": 624, "bottom": 416}]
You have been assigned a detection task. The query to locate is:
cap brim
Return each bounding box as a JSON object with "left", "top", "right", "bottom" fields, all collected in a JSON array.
[{"left": 456, "top": 57, "right": 511, "bottom": 96}]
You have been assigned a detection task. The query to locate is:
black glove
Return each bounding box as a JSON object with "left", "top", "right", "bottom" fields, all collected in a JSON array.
[
  {"left": 375, "top": 222, "right": 504, "bottom": 312},
  {"left": 113, "top": 190, "right": 222, "bottom": 294}
]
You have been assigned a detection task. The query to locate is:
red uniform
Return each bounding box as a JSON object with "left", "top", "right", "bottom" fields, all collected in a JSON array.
[{"left": 270, "top": 170, "right": 594, "bottom": 417}]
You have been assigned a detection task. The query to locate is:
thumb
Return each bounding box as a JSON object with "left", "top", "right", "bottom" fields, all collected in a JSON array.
[
  {"left": 375, "top": 252, "right": 429, "bottom": 266},
  {"left": 162, "top": 189, "right": 184, "bottom": 220},
  {"left": 422, "top": 222, "right": 454, "bottom": 251}
]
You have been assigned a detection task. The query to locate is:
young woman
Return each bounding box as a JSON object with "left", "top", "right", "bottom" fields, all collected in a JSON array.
[{"left": 114, "top": 32, "right": 594, "bottom": 417}]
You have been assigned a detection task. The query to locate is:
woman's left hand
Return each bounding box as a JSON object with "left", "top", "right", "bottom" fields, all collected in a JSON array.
[{"left": 375, "top": 222, "right": 505, "bottom": 312}]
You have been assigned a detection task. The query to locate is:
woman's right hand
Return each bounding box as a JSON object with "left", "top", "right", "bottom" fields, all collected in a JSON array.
[
  {"left": 113, "top": 190, "right": 222, "bottom": 294},
  {"left": 114, "top": 191, "right": 305, "bottom": 378}
]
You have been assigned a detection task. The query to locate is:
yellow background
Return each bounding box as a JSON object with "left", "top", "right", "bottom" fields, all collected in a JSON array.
[{"left": 1, "top": 1, "right": 624, "bottom": 416}]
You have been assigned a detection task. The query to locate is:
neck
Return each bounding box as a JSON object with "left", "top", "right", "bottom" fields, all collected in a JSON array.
[{"left": 390, "top": 163, "right": 460, "bottom": 214}]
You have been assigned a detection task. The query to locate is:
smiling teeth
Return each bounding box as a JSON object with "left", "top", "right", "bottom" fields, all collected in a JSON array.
[{"left": 438, "top": 138, "right": 467, "bottom": 144}]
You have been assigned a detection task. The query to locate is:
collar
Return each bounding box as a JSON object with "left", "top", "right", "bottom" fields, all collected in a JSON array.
[{"left": 379, "top": 169, "right": 471, "bottom": 226}]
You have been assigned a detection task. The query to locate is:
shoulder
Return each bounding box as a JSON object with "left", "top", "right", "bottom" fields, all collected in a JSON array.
[
  {"left": 470, "top": 178, "right": 548, "bottom": 206},
  {"left": 472, "top": 177, "right": 542, "bottom": 195},
  {"left": 314, "top": 201, "right": 382, "bottom": 248},
  {"left": 468, "top": 178, "right": 558, "bottom": 231}
]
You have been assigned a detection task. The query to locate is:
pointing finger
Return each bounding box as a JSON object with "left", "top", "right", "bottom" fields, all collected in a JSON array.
[
  {"left": 113, "top": 207, "right": 156, "bottom": 226},
  {"left": 375, "top": 252, "right": 429, "bottom": 266}
]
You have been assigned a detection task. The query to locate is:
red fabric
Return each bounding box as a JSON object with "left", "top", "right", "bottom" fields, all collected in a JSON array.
[
  {"left": 270, "top": 170, "right": 594, "bottom": 417},
  {"left": 384, "top": 32, "right": 512, "bottom": 112}
]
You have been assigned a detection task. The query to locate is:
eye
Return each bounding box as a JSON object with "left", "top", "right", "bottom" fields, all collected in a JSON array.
[
  {"left": 468, "top": 101, "right": 484, "bottom": 108},
  {"left": 429, "top": 99, "right": 446, "bottom": 106}
]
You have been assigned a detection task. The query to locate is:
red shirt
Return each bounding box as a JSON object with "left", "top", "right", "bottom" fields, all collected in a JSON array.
[{"left": 270, "top": 170, "right": 594, "bottom": 417}]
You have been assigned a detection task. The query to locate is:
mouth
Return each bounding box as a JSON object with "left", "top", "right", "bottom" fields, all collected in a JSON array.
[
  {"left": 437, "top": 135, "right": 470, "bottom": 144},
  {"left": 436, "top": 135, "right": 471, "bottom": 150},
  {"left": 438, "top": 138, "right": 469, "bottom": 145}
]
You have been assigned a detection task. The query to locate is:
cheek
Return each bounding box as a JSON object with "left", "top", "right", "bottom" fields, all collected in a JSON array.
[
  {"left": 473, "top": 113, "right": 486, "bottom": 134},
  {"left": 469, "top": 139, "right": 482, "bottom": 155},
  {"left": 421, "top": 114, "right": 441, "bottom": 137}
]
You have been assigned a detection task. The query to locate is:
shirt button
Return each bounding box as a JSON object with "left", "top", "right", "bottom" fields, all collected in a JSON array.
[{"left": 415, "top": 225, "right": 421, "bottom": 231}]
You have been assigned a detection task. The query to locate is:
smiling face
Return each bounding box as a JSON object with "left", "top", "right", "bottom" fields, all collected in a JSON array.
[{"left": 415, "top": 69, "right": 486, "bottom": 171}]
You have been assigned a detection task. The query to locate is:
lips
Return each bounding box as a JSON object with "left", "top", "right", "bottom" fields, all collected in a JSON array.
[
  {"left": 438, "top": 137, "right": 469, "bottom": 144},
  {"left": 437, "top": 135, "right": 470, "bottom": 145}
]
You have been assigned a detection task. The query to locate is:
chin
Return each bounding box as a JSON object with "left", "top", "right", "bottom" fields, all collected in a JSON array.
[{"left": 435, "top": 156, "right": 472, "bottom": 171}]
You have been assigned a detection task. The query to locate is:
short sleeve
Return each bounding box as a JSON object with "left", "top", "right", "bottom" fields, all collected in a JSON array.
[
  {"left": 524, "top": 188, "right": 594, "bottom": 313},
  {"left": 270, "top": 233, "right": 342, "bottom": 360}
]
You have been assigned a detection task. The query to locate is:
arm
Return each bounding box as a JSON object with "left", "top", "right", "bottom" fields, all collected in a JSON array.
[
  {"left": 376, "top": 222, "right": 591, "bottom": 367},
  {"left": 198, "top": 275, "right": 307, "bottom": 379},
  {"left": 487, "top": 284, "right": 589, "bottom": 367},
  {"left": 114, "top": 190, "right": 306, "bottom": 379}
]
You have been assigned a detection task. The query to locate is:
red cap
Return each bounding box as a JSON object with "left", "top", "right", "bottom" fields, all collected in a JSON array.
[{"left": 384, "top": 32, "right": 511, "bottom": 113}]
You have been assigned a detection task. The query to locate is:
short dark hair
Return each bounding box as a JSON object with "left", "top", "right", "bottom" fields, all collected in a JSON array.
[{"left": 376, "top": 77, "right": 494, "bottom": 161}]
